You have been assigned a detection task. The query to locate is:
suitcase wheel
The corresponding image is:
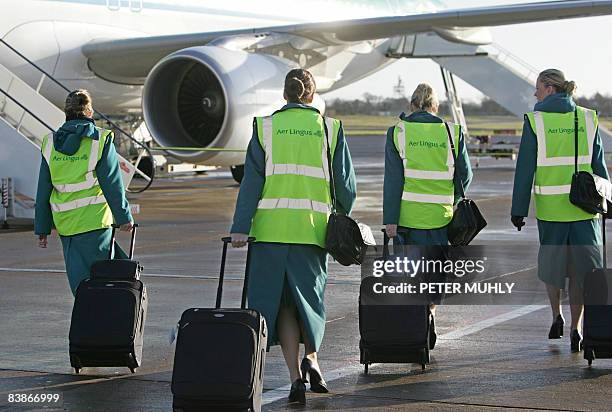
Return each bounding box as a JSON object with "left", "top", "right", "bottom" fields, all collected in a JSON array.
[
  {"left": 421, "top": 348, "right": 430, "bottom": 368},
  {"left": 74, "top": 367, "right": 81, "bottom": 374},
  {"left": 364, "top": 363, "right": 369, "bottom": 375},
  {"left": 584, "top": 346, "right": 594, "bottom": 366},
  {"left": 129, "top": 367, "right": 136, "bottom": 374}
]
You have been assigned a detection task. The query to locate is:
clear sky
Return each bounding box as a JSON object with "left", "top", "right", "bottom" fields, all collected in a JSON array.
[{"left": 324, "top": 0, "right": 612, "bottom": 102}]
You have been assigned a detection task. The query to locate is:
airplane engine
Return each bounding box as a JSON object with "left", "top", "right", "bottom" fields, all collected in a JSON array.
[{"left": 143, "top": 46, "right": 309, "bottom": 169}]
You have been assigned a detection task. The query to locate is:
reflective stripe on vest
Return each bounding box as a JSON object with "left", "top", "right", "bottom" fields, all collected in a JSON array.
[
  {"left": 533, "top": 185, "right": 572, "bottom": 195},
  {"left": 527, "top": 106, "right": 598, "bottom": 222},
  {"left": 49, "top": 195, "right": 107, "bottom": 212},
  {"left": 402, "top": 192, "right": 454, "bottom": 204},
  {"left": 42, "top": 133, "right": 105, "bottom": 193},
  {"left": 257, "top": 198, "right": 330, "bottom": 214}
]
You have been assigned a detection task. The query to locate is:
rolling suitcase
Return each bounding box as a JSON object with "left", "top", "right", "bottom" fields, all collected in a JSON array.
[
  {"left": 583, "top": 217, "right": 612, "bottom": 365},
  {"left": 359, "top": 230, "right": 432, "bottom": 373},
  {"left": 171, "top": 237, "right": 267, "bottom": 412},
  {"left": 69, "top": 224, "right": 147, "bottom": 374}
]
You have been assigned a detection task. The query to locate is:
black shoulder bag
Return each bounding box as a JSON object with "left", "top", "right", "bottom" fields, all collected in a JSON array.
[
  {"left": 323, "top": 118, "right": 374, "bottom": 265},
  {"left": 445, "top": 123, "right": 487, "bottom": 246},
  {"left": 569, "top": 109, "right": 612, "bottom": 215}
]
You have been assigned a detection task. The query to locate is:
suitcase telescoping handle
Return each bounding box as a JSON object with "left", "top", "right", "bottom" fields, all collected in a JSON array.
[
  {"left": 109, "top": 223, "right": 139, "bottom": 260},
  {"left": 218, "top": 237, "right": 255, "bottom": 309},
  {"left": 382, "top": 229, "right": 390, "bottom": 260}
]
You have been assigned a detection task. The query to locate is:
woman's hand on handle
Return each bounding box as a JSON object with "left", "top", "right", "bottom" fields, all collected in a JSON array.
[
  {"left": 385, "top": 224, "right": 398, "bottom": 238},
  {"left": 38, "top": 234, "right": 48, "bottom": 248},
  {"left": 231, "top": 233, "right": 249, "bottom": 248}
]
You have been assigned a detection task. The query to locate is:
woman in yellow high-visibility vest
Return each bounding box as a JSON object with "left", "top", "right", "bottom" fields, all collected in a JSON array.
[
  {"left": 511, "top": 69, "right": 608, "bottom": 352},
  {"left": 384, "top": 83, "right": 473, "bottom": 348},
  {"left": 230, "top": 69, "right": 356, "bottom": 405},
  {"left": 35, "top": 90, "right": 134, "bottom": 296}
]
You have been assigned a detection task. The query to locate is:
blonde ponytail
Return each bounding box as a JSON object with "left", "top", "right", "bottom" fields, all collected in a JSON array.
[
  {"left": 538, "top": 69, "right": 577, "bottom": 97},
  {"left": 410, "top": 83, "right": 439, "bottom": 112}
]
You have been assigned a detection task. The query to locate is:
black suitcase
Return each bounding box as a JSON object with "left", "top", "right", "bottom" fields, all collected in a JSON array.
[
  {"left": 69, "top": 224, "right": 147, "bottom": 374},
  {"left": 171, "top": 237, "right": 267, "bottom": 412},
  {"left": 359, "top": 231, "right": 431, "bottom": 373},
  {"left": 583, "top": 217, "right": 612, "bottom": 366}
]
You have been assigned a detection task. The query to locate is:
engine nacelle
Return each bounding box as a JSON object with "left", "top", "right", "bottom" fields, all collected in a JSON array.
[{"left": 143, "top": 46, "right": 300, "bottom": 166}]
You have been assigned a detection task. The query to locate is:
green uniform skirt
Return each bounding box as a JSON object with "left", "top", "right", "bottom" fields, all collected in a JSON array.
[
  {"left": 537, "top": 219, "right": 603, "bottom": 289},
  {"left": 397, "top": 226, "right": 449, "bottom": 246},
  {"left": 246, "top": 242, "right": 328, "bottom": 351},
  {"left": 60, "top": 228, "right": 127, "bottom": 296}
]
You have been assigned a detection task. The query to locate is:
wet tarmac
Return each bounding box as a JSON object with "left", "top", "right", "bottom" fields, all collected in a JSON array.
[{"left": 1, "top": 135, "right": 611, "bottom": 411}]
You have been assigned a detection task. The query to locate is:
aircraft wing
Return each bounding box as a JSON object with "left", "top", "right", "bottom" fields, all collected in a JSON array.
[{"left": 83, "top": 0, "right": 612, "bottom": 84}]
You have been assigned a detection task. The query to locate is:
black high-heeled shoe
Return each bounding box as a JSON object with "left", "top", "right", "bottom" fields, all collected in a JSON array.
[
  {"left": 301, "top": 358, "right": 329, "bottom": 393},
  {"left": 548, "top": 314, "right": 564, "bottom": 339},
  {"left": 571, "top": 329, "right": 582, "bottom": 353},
  {"left": 288, "top": 378, "right": 306, "bottom": 404}
]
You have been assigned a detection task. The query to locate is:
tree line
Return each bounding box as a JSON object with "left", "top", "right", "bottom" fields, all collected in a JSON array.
[{"left": 325, "top": 93, "right": 612, "bottom": 117}]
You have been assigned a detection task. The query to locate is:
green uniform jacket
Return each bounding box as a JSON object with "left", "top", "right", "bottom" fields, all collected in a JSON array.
[
  {"left": 34, "top": 118, "right": 132, "bottom": 295},
  {"left": 511, "top": 93, "right": 608, "bottom": 288},
  {"left": 383, "top": 111, "right": 472, "bottom": 245},
  {"left": 230, "top": 103, "right": 356, "bottom": 350}
]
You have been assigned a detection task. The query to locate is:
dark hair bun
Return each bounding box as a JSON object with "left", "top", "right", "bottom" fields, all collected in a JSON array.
[
  {"left": 287, "top": 77, "right": 306, "bottom": 99},
  {"left": 284, "top": 69, "right": 316, "bottom": 104}
]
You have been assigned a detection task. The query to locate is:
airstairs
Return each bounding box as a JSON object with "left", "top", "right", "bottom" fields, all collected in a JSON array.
[
  {"left": 0, "top": 40, "right": 153, "bottom": 222},
  {"left": 440, "top": 67, "right": 469, "bottom": 139},
  {"left": 388, "top": 33, "right": 612, "bottom": 149},
  {"left": 433, "top": 42, "right": 538, "bottom": 120}
]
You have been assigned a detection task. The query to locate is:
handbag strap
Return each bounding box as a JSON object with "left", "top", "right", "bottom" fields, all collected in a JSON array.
[
  {"left": 444, "top": 122, "right": 465, "bottom": 200},
  {"left": 323, "top": 117, "right": 337, "bottom": 213},
  {"left": 574, "top": 109, "right": 579, "bottom": 175}
]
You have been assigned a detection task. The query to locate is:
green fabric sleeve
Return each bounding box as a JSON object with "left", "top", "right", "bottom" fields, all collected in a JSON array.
[
  {"left": 34, "top": 157, "right": 53, "bottom": 235},
  {"left": 383, "top": 126, "right": 403, "bottom": 225},
  {"left": 511, "top": 117, "right": 537, "bottom": 217},
  {"left": 331, "top": 123, "right": 357, "bottom": 215},
  {"left": 454, "top": 127, "right": 473, "bottom": 204},
  {"left": 230, "top": 120, "right": 266, "bottom": 234},
  {"left": 591, "top": 126, "right": 609, "bottom": 180}
]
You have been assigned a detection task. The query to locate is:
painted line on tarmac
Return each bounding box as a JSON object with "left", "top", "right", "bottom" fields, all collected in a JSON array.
[
  {"left": 475, "top": 265, "right": 537, "bottom": 284},
  {"left": 0, "top": 267, "right": 66, "bottom": 273},
  {"left": 261, "top": 304, "right": 546, "bottom": 405},
  {"left": 0, "top": 268, "right": 363, "bottom": 285},
  {"left": 0, "top": 267, "right": 218, "bottom": 279},
  {"left": 438, "top": 304, "right": 545, "bottom": 341}
]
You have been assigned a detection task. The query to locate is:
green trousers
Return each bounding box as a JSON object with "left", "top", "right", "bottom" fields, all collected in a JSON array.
[{"left": 60, "top": 228, "right": 127, "bottom": 296}]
